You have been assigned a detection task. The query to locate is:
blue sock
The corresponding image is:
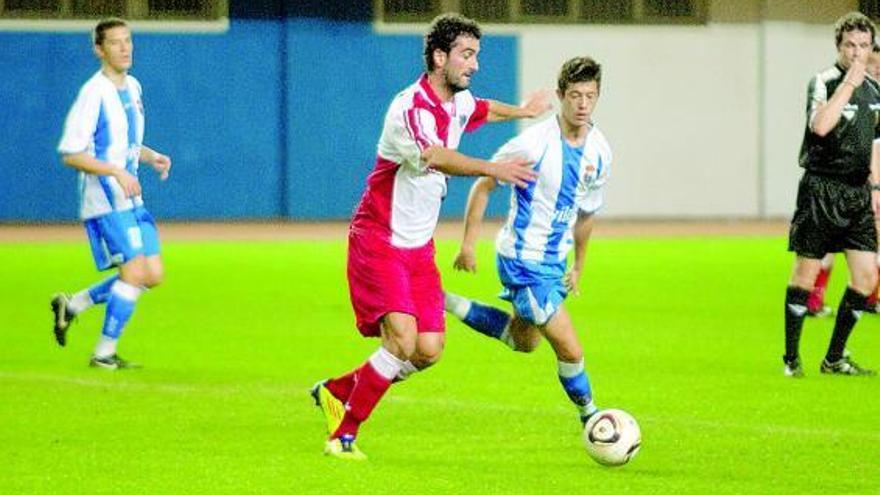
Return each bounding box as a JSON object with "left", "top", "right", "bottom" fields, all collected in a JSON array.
[
  {"left": 558, "top": 359, "right": 597, "bottom": 420},
  {"left": 463, "top": 301, "right": 511, "bottom": 340},
  {"left": 96, "top": 281, "right": 141, "bottom": 356},
  {"left": 88, "top": 274, "right": 120, "bottom": 304}
]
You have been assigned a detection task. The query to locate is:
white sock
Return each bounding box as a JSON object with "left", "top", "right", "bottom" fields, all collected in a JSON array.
[
  {"left": 396, "top": 360, "right": 419, "bottom": 381},
  {"left": 557, "top": 359, "right": 584, "bottom": 378},
  {"left": 368, "top": 347, "right": 405, "bottom": 381},
  {"left": 94, "top": 336, "right": 117, "bottom": 358},
  {"left": 68, "top": 290, "right": 94, "bottom": 315},
  {"left": 444, "top": 292, "right": 472, "bottom": 320},
  {"left": 558, "top": 359, "right": 597, "bottom": 417}
]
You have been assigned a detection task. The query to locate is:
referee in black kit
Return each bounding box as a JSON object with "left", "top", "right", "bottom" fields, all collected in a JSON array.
[{"left": 783, "top": 11, "right": 880, "bottom": 378}]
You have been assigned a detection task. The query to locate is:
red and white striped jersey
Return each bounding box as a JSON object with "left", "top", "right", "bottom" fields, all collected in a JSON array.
[{"left": 351, "top": 74, "right": 489, "bottom": 247}]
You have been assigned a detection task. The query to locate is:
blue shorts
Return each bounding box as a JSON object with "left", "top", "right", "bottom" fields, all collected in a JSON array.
[
  {"left": 84, "top": 206, "right": 160, "bottom": 271},
  {"left": 496, "top": 255, "right": 567, "bottom": 326}
]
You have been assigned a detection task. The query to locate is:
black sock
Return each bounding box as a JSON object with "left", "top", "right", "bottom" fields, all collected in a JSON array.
[
  {"left": 784, "top": 286, "right": 810, "bottom": 363},
  {"left": 826, "top": 287, "right": 867, "bottom": 362}
]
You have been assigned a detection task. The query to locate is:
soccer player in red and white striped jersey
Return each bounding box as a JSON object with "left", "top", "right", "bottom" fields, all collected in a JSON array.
[{"left": 310, "top": 13, "right": 551, "bottom": 460}]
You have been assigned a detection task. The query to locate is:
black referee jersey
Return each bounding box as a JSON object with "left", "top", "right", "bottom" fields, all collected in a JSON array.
[{"left": 798, "top": 63, "right": 880, "bottom": 184}]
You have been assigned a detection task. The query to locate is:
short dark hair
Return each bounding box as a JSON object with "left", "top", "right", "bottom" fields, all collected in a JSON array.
[
  {"left": 423, "top": 13, "right": 481, "bottom": 72},
  {"left": 557, "top": 56, "right": 602, "bottom": 94},
  {"left": 93, "top": 17, "right": 128, "bottom": 46},
  {"left": 834, "top": 12, "right": 876, "bottom": 47}
]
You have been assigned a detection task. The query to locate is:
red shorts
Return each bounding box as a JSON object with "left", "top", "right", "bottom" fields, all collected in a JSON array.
[{"left": 347, "top": 230, "right": 445, "bottom": 337}]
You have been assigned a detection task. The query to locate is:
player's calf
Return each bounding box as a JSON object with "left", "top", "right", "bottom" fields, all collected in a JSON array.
[
  {"left": 445, "top": 292, "right": 519, "bottom": 350},
  {"left": 558, "top": 359, "right": 598, "bottom": 425}
]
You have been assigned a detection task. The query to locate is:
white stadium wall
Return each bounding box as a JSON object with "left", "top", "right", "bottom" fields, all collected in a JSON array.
[
  {"left": 517, "top": 21, "right": 840, "bottom": 219},
  {"left": 761, "top": 21, "right": 836, "bottom": 217}
]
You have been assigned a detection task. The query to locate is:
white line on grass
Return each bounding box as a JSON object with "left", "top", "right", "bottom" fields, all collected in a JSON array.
[{"left": 4, "top": 371, "right": 876, "bottom": 440}]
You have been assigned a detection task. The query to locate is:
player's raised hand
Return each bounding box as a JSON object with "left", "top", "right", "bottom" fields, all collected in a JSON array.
[
  {"left": 564, "top": 269, "right": 581, "bottom": 296},
  {"left": 492, "top": 156, "right": 537, "bottom": 189},
  {"left": 153, "top": 153, "right": 172, "bottom": 181},
  {"left": 453, "top": 246, "right": 477, "bottom": 273},
  {"left": 846, "top": 59, "right": 866, "bottom": 88},
  {"left": 113, "top": 170, "right": 141, "bottom": 197},
  {"left": 521, "top": 89, "right": 553, "bottom": 118}
]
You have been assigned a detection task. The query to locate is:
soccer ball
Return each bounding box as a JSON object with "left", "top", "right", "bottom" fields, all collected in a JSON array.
[{"left": 583, "top": 409, "right": 641, "bottom": 466}]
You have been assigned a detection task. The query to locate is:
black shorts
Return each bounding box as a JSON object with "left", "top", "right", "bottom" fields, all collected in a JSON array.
[{"left": 788, "top": 173, "right": 877, "bottom": 258}]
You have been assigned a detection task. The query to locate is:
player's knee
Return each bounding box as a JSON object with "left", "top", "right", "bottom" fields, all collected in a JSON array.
[
  {"left": 849, "top": 263, "right": 879, "bottom": 294},
  {"left": 854, "top": 274, "right": 878, "bottom": 295},
  {"left": 383, "top": 324, "right": 418, "bottom": 359},
  {"left": 556, "top": 345, "right": 583, "bottom": 363},
  {"left": 120, "top": 262, "right": 148, "bottom": 286},
  {"left": 417, "top": 342, "right": 444, "bottom": 365},
  {"left": 144, "top": 269, "right": 163, "bottom": 288}
]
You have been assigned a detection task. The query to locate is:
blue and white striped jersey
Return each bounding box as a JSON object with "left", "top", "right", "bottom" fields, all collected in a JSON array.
[
  {"left": 58, "top": 71, "right": 145, "bottom": 220},
  {"left": 494, "top": 116, "right": 612, "bottom": 264}
]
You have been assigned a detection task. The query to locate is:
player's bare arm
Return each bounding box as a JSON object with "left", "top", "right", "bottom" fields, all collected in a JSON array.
[
  {"left": 453, "top": 176, "right": 496, "bottom": 273},
  {"left": 421, "top": 145, "right": 537, "bottom": 188},
  {"left": 811, "top": 61, "right": 863, "bottom": 136},
  {"left": 62, "top": 152, "right": 141, "bottom": 197},
  {"left": 565, "top": 211, "right": 595, "bottom": 295},
  {"left": 140, "top": 145, "right": 172, "bottom": 181},
  {"left": 485, "top": 90, "right": 553, "bottom": 122}
]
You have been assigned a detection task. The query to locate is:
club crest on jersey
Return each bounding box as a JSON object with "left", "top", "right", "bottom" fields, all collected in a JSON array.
[{"left": 582, "top": 160, "right": 600, "bottom": 185}]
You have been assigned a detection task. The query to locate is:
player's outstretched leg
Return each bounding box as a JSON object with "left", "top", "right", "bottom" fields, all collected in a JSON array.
[
  {"left": 322, "top": 345, "right": 405, "bottom": 460},
  {"left": 445, "top": 292, "right": 516, "bottom": 350},
  {"left": 539, "top": 307, "right": 598, "bottom": 425},
  {"left": 90, "top": 280, "right": 142, "bottom": 370}
]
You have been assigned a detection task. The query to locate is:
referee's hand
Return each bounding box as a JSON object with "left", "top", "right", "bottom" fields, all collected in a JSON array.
[{"left": 845, "top": 60, "right": 866, "bottom": 88}]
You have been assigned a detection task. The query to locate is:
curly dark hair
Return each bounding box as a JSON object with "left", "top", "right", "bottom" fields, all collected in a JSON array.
[
  {"left": 557, "top": 56, "right": 602, "bottom": 94},
  {"left": 423, "top": 13, "right": 481, "bottom": 72},
  {"left": 93, "top": 17, "right": 128, "bottom": 46},
  {"left": 834, "top": 11, "right": 876, "bottom": 47}
]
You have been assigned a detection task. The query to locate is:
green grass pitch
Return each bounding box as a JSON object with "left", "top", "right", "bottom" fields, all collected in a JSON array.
[{"left": 1, "top": 236, "right": 878, "bottom": 494}]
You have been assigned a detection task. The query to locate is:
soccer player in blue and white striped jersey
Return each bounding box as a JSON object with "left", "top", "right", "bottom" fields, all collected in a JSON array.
[
  {"left": 445, "top": 56, "right": 612, "bottom": 425},
  {"left": 51, "top": 18, "right": 171, "bottom": 369}
]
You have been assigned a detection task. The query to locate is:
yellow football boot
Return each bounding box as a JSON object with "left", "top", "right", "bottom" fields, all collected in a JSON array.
[
  {"left": 310, "top": 380, "right": 345, "bottom": 435},
  {"left": 323, "top": 434, "right": 367, "bottom": 461}
]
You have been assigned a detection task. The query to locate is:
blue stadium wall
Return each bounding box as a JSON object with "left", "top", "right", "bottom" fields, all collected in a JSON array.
[{"left": 0, "top": 2, "right": 517, "bottom": 222}]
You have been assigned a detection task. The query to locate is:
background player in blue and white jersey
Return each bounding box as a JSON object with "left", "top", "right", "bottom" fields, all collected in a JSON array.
[
  {"left": 51, "top": 17, "right": 171, "bottom": 369},
  {"left": 445, "top": 56, "right": 611, "bottom": 425}
]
